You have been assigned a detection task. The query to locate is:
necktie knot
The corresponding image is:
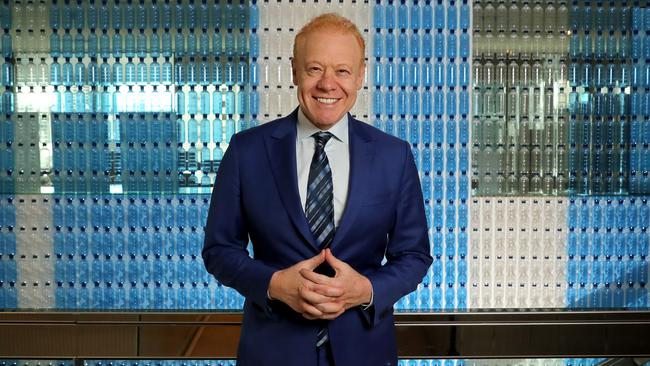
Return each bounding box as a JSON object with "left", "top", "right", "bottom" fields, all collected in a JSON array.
[{"left": 313, "top": 131, "right": 333, "bottom": 149}]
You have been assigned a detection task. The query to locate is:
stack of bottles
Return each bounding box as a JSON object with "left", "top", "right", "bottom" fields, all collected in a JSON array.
[
  {"left": 0, "top": 1, "right": 15, "bottom": 298},
  {"left": 0, "top": 0, "right": 260, "bottom": 310},
  {"left": 628, "top": 7, "right": 650, "bottom": 194},
  {"left": 41, "top": 0, "right": 259, "bottom": 192},
  {"left": 566, "top": 0, "right": 631, "bottom": 195},
  {"left": 0, "top": 196, "right": 17, "bottom": 308},
  {"left": 371, "top": 0, "right": 470, "bottom": 310},
  {"left": 469, "top": 198, "right": 567, "bottom": 308},
  {"left": 566, "top": 198, "right": 649, "bottom": 308},
  {"left": 0, "top": 115, "right": 13, "bottom": 193},
  {"left": 0, "top": 0, "right": 15, "bottom": 196},
  {"left": 10, "top": 0, "right": 49, "bottom": 112},
  {"left": 11, "top": 114, "right": 41, "bottom": 193},
  {"left": 0, "top": 0, "right": 14, "bottom": 115},
  {"left": 472, "top": 0, "right": 571, "bottom": 196},
  {"left": 48, "top": 195, "right": 244, "bottom": 310},
  {"left": 50, "top": 113, "right": 118, "bottom": 193},
  {"left": 171, "top": 0, "right": 254, "bottom": 189},
  {"left": 118, "top": 113, "right": 179, "bottom": 193}
]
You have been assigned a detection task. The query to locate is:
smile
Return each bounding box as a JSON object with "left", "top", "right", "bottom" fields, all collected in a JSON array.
[{"left": 315, "top": 97, "right": 339, "bottom": 104}]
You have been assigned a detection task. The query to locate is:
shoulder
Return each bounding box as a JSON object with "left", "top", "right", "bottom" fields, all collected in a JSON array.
[{"left": 232, "top": 114, "right": 296, "bottom": 144}]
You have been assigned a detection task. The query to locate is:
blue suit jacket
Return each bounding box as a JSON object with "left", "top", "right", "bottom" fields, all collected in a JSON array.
[{"left": 202, "top": 109, "right": 432, "bottom": 366}]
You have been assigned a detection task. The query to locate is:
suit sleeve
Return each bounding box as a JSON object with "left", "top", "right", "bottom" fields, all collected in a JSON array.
[
  {"left": 202, "top": 134, "right": 276, "bottom": 312},
  {"left": 363, "top": 141, "right": 433, "bottom": 326}
]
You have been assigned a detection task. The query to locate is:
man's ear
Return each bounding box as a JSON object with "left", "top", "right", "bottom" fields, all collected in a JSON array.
[
  {"left": 291, "top": 58, "right": 299, "bottom": 86},
  {"left": 356, "top": 61, "right": 366, "bottom": 90}
]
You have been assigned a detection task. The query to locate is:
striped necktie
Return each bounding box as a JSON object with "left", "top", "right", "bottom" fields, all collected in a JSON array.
[
  {"left": 305, "top": 131, "right": 335, "bottom": 249},
  {"left": 306, "top": 132, "right": 334, "bottom": 348}
]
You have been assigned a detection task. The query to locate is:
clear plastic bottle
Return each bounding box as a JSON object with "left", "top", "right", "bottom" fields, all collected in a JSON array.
[
  {"left": 495, "top": 0, "right": 508, "bottom": 33},
  {"left": 520, "top": 0, "right": 532, "bottom": 33}
]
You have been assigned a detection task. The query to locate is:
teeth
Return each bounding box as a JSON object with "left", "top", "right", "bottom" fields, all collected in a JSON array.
[{"left": 317, "top": 98, "right": 337, "bottom": 104}]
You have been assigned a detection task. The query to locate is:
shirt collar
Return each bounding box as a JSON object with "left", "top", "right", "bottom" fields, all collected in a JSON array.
[{"left": 297, "top": 107, "right": 349, "bottom": 145}]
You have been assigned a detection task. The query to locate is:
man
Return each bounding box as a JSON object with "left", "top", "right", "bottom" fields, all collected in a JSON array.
[{"left": 202, "top": 13, "right": 432, "bottom": 366}]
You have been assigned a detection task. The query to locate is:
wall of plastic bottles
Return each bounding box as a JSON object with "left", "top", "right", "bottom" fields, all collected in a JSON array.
[
  {"left": 0, "top": 0, "right": 649, "bottom": 312},
  {"left": 469, "top": 0, "right": 649, "bottom": 310},
  {"left": 0, "top": 0, "right": 252, "bottom": 309},
  {"left": 369, "top": 0, "right": 472, "bottom": 310}
]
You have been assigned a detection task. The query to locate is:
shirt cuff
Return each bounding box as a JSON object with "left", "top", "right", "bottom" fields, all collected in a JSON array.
[{"left": 361, "top": 285, "right": 374, "bottom": 309}]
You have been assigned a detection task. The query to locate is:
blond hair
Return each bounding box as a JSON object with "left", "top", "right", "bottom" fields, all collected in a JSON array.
[{"left": 293, "top": 13, "right": 365, "bottom": 61}]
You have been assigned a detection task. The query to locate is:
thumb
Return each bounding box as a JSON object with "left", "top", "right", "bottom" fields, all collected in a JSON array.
[{"left": 303, "top": 250, "right": 326, "bottom": 269}]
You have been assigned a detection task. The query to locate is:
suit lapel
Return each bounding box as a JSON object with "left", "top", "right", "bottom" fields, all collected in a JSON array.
[
  {"left": 330, "top": 117, "right": 375, "bottom": 249},
  {"left": 264, "top": 110, "right": 318, "bottom": 249}
]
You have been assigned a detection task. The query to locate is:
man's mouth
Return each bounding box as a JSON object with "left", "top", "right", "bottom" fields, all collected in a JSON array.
[{"left": 315, "top": 97, "right": 339, "bottom": 105}]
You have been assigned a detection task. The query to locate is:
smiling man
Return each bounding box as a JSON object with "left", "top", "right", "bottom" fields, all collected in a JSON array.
[{"left": 203, "top": 13, "right": 432, "bottom": 366}]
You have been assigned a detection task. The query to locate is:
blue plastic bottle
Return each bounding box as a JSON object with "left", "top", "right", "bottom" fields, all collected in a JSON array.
[
  {"left": 124, "top": 30, "right": 135, "bottom": 58},
  {"left": 112, "top": 61, "right": 123, "bottom": 85},
  {"left": 111, "top": 0, "right": 122, "bottom": 30},
  {"left": 144, "top": 32, "right": 159, "bottom": 58},
  {"left": 136, "top": 59, "right": 147, "bottom": 85},
  {"left": 97, "top": 30, "right": 110, "bottom": 58},
  {"left": 50, "top": 32, "right": 61, "bottom": 58},
  {"left": 145, "top": 59, "right": 159, "bottom": 85},
  {"left": 112, "top": 32, "right": 123, "bottom": 58},
  {"left": 161, "top": 57, "right": 172, "bottom": 85},
  {"left": 159, "top": 29, "right": 172, "bottom": 57}
]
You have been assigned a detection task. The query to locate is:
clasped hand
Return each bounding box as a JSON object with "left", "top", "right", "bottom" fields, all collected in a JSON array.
[{"left": 268, "top": 249, "right": 372, "bottom": 320}]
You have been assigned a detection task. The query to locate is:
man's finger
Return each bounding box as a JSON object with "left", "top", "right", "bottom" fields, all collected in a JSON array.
[
  {"left": 318, "top": 308, "right": 345, "bottom": 320},
  {"left": 314, "top": 301, "right": 344, "bottom": 314},
  {"left": 299, "top": 285, "right": 338, "bottom": 305},
  {"left": 302, "top": 251, "right": 326, "bottom": 270},
  {"left": 309, "top": 282, "right": 344, "bottom": 297},
  {"left": 299, "top": 268, "right": 338, "bottom": 286},
  {"left": 299, "top": 300, "right": 324, "bottom": 318}
]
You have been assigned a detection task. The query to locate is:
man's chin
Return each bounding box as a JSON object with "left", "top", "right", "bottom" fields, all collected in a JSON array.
[{"left": 310, "top": 122, "right": 336, "bottom": 130}]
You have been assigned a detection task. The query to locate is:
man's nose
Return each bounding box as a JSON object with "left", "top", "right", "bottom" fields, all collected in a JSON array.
[{"left": 316, "top": 70, "right": 337, "bottom": 90}]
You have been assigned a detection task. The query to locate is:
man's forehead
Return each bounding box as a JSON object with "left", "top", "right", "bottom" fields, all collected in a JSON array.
[{"left": 295, "top": 30, "right": 364, "bottom": 60}]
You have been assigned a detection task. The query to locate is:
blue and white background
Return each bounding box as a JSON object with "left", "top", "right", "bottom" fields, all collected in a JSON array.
[{"left": 0, "top": 0, "right": 648, "bottom": 312}]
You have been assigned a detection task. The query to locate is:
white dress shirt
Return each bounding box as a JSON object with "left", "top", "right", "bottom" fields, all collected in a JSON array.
[{"left": 296, "top": 108, "right": 350, "bottom": 228}]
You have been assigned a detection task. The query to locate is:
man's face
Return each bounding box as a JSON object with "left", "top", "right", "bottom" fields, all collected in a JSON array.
[{"left": 292, "top": 30, "right": 365, "bottom": 130}]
